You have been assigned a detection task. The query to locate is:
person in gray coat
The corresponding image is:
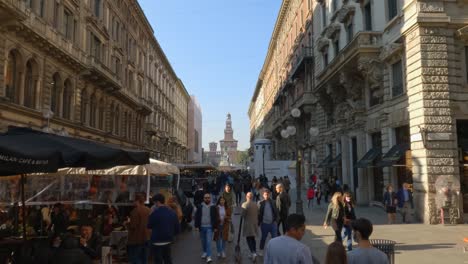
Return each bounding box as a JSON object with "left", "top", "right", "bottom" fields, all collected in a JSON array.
[{"left": 242, "top": 192, "right": 259, "bottom": 261}]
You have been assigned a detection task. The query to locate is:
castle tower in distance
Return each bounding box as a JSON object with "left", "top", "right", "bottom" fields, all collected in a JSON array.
[{"left": 219, "top": 113, "right": 238, "bottom": 165}]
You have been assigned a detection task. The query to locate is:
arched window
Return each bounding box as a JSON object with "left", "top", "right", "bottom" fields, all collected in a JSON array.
[
  {"left": 122, "top": 111, "right": 128, "bottom": 138},
  {"left": 114, "top": 106, "right": 120, "bottom": 135},
  {"left": 89, "top": 94, "right": 97, "bottom": 127},
  {"left": 51, "top": 73, "right": 62, "bottom": 116},
  {"left": 80, "top": 89, "right": 88, "bottom": 124},
  {"left": 109, "top": 102, "right": 114, "bottom": 132},
  {"left": 62, "top": 79, "right": 73, "bottom": 120},
  {"left": 5, "top": 50, "right": 21, "bottom": 103},
  {"left": 98, "top": 98, "right": 105, "bottom": 130},
  {"left": 24, "top": 59, "right": 38, "bottom": 109}
]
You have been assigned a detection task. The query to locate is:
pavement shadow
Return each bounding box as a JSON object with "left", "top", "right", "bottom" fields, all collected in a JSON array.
[
  {"left": 304, "top": 227, "right": 332, "bottom": 263},
  {"left": 395, "top": 243, "right": 457, "bottom": 251}
]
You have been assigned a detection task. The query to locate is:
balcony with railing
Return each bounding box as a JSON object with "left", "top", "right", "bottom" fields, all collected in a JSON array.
[
  {"left": 290, "top": 46, "right": 314, "bottom": 79},
  {"left": 316, "top": 31, "right": 383, "bottom": 88}
]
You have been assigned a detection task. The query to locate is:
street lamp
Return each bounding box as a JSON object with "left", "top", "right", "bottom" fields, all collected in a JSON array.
[
  {"left": 42, "top": 108, "right": 54, "bottom": 133},
  {"left": 282, "top": 108, "right": 319, "bottom": 216}
]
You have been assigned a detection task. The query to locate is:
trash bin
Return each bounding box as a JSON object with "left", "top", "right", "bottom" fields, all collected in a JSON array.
[{"left": 370, "top": 239, "right": 396, "bottom": 264}]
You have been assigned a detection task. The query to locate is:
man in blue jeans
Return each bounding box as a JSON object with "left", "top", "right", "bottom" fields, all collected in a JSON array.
[
  {"left": 147, "top": 193, "right": 180, "bottom": 264},
  {"left": 194, "top": 193, "right": 219, "bottom": 263},
  {"left": 257, "top": 189, "right": 279, "bottom": 257}
]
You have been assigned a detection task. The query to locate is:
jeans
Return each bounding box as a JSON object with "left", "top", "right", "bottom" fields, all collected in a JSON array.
[
  {"left": 246, "top": 236, "right": 256, "bottom": 253},
  {"left": 259, "top": 223, "right": 278, "bottom": 250},
  {"left": 216, "top": 225, "right": 225, "bottom": 253},
  {"left": 200, "top": 226, "right": 213, "bottom": 257},
  {"left": 277, "top": 217, "right": 287, "bottom": 235},
  {"left": 152, "top": 244, "right": 172, "bottom": 264},
  {"left": 343, "top": 225, "right": 352, "bottom": 251},
  {"left": 127, "top": 243, "right": 148, "bottom": 264}
]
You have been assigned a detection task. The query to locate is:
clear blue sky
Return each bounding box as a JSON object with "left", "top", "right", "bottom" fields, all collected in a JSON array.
[{"left": 139, "top": 0, "right": 281, "bottom": 151}]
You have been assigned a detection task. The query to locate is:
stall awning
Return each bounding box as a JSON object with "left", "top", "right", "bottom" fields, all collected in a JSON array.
[
  {"left": 377, "top": 144, "right": 409, "bottom": 167},
  {"left": 356, "top": 148, "right": 382, "bottom": 168},
  {"left": 318, "top": 154, "right": 333, "bottom": 168},
  {"left": 327, "top": 153, "right": 342, "bottom": 168}
]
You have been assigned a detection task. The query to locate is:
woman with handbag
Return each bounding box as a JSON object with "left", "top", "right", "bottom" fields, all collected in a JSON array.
[
  {"left": 342, "top": 192, "right": 356, "bottom": 251},
  {"left": 213, "top": 196, "right": 231, "bottom": 259},
  {"left": 323, "top": 192, "right": 345, "bottom": 242}
]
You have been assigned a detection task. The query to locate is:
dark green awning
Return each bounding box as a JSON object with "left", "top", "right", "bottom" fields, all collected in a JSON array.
[
  {"left": 377, "top": 144, "right": 410, "bottom": 167},
  {"left": 318, "top": 154, "right": 333, "bottom": 168},
  {"left": 327, "top": 153, "right": 342, "bottom": 168},
  {"left": 356, "top": 148, "right": 382, "bottom": 168}
]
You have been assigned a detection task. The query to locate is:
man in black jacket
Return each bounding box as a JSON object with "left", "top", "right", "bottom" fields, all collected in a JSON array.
[
  {"left": 79, "top": 223, "right": 102, "bottom": 261},
  {"left": 275, "top": 183, "right": 291, "bottom": 235},
  {"left": 194, "top": 193, "right": 218, "bottom": 263},
  {"left": 258, "top": 189, "right": 279, "bottom": 257}
]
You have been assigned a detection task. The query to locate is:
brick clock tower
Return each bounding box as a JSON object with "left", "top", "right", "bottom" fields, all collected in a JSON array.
[{"left": 219, "top": 113, "right": 238, "bottom": 165}]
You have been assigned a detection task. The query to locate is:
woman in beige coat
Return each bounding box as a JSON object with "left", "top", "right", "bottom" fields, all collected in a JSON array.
[{"left": 241, "top": 192, "right": 259, "bottom": 261}]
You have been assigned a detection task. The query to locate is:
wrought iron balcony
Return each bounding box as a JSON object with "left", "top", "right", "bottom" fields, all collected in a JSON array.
[{"left": 291, "top": 46, "right": 314, "bottom": 79}]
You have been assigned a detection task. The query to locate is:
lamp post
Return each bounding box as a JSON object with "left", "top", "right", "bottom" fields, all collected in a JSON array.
[
  {"left": 42, "top": 108, "right": 54, "bottom": 133},
  {"left": 281, "top": 108, "right": 319, "bottom": 216}
]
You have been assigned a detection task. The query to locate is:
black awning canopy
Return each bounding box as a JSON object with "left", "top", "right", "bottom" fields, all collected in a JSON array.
[
  {"left": 327, "top": 153, "right": 342, "bottom": 168},
  {"left": 356, "top": 147, "right": 382, "bottom": 168},
  {"left": 0, "top": 126, "right": 150, "bottom": 176},
  {"left": 377, "top": 143, "right": 410, "bottom": 167},
  {"left": 318, "top": 154, "right": 333, "bottom": 168}
]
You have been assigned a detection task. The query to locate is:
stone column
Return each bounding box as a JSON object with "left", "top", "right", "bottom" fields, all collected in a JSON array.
[{"left": 404, "top": 26, "right": 460, "bottom": 224}]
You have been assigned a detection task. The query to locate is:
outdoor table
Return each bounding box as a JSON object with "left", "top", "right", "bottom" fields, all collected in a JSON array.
[{"left": 110, "top": 230, "right": 128, "bottom": 257}]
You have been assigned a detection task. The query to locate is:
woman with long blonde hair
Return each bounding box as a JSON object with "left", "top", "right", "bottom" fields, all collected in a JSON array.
[{"left": 323, "top": 192, "right": 345, "bottom": 242}]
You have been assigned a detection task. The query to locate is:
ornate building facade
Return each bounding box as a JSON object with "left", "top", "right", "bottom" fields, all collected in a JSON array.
[
  {"left": 249, "top": 0, "right": 468, "bottom": 224},
  {"left": 0, "top": 0, "right": 189, "bottom": 163}
]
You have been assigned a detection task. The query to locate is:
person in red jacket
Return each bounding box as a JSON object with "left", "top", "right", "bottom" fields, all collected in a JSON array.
[{"left": 307, "top": 186, "right": 315, "bottom": 208}]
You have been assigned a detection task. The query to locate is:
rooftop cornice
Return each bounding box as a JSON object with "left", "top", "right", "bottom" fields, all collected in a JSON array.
[{"left": 251, "top": 0, "right": 291, "bottom": 103}]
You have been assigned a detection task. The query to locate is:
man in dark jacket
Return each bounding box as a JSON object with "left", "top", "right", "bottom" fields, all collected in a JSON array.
[
  {"left": 148, "top": 193, "right": 180, "bottom": 264},
  {"left": 275, "top": 183, "right": 291, "bottom": 235},
  {"left": 258, "top": 189, "right": 279, "bottom": 257},
  {"left": 194, "top": 193, "right": 218, "bottom": 263},
  {"left": 79, "top": 223, "right": 102, "bottom": 261},
  {"left": 53, "top": 234, "right": 92, "bottom": 264}
]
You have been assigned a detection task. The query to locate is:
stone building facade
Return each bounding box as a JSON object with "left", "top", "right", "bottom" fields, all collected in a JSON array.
[
  {"left": 249, "top": 0, "right": 468, "bottom": 224},
  {"left": 0, "top": 0, "right": 189, "bottom": 163}
]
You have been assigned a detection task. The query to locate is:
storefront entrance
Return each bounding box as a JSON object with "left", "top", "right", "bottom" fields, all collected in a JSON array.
[{"left": 456, "top": 120, "right": 468, "bottom": 213}]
